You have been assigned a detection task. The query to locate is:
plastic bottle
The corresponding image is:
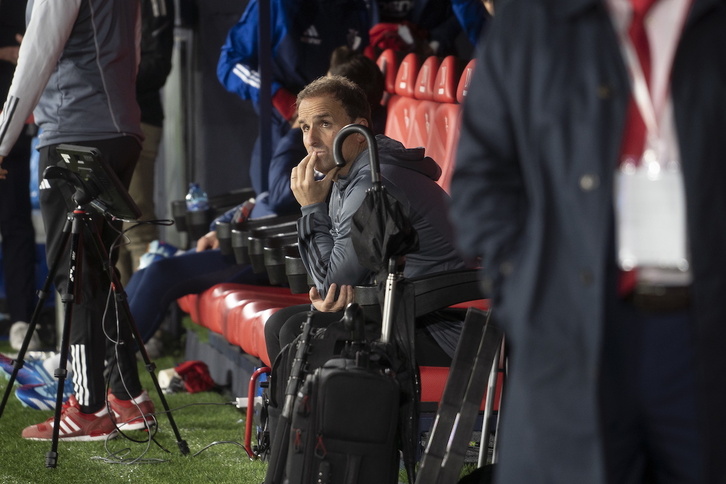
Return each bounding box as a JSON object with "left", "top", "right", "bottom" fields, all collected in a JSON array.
[{"left": 185, "top": 182, "right": 209, "bottom": 211}]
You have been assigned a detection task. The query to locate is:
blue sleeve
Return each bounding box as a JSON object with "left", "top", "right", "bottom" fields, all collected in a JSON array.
[
  {"left": 267, "top": 128, "right": 305, "bottom": 215},
  {"left": 451, "top": 0, "right": 489, "bottom": 47},
  {"left": 216, "top": 0, "right": 286, "bottom": 103}
]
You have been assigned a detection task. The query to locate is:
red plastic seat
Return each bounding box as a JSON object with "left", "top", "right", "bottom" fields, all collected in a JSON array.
[
  {"left": 177, "top": 294, "right": 199, "bottom": 323},
  {"left": 196, "top": 284, "right": 254, "bottom": 334},
  {"left": 406, "top": 56, "right": 441, "bottom": 150},
  {"left": 224, "top": 292, "right": 309, "bottom": 366},
  {"left": 376, "top": 48, "right": 401, "bottom": 106},
  {"left": 384, "top": 53, "right": 420, "bottom": 146},
  {"left": 419, "top": 365, "right": 503, "bottom": 411},
  {"left": 226, "top": 301, "right": 277, "bottom": 365},
  {"left": 429, "top": 104, "right": 461, "bottom": 191},
  {"left": 433, "top": 56, "right": 463, "bottom": 104},
  {"left": 427, "top": 58, "right": 478, "bottom": 190},
  {"left": 457, "top": 58, "right": 477, "bottom": 104},
  {"left": 413, "top": 56, "right": 440, "bottom": 102}
]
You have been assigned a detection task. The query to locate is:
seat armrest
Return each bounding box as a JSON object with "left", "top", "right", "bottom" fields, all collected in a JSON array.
[{"left": 410, "top": 269, "right": 484, "bottom": 316}]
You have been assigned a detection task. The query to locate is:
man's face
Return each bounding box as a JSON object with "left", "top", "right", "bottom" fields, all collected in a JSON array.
[{"left": 297, "top": 95, "right": 365, "bottom": 174}]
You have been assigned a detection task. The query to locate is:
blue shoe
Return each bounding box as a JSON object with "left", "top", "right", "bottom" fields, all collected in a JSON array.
[
  {"left": 15, "top": 380, "right": 74, "bottom": 411},
  {"left": 0, "top": 353, "right": 55, "bottom": 386}
]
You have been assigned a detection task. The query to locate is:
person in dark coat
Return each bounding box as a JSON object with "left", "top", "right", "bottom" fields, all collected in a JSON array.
[{"left": 450, "top": 0, "right": 726, "bottom": 482}]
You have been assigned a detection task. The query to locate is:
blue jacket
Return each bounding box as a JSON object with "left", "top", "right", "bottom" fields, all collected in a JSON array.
[
  {"left": 451, "top": 0, "right": 490, "bottom": 47},
  {"left": 212, "top": 127, "right": 303, "bottom": 226},
  {"left": 217, "top": 0, "right": 370, "bottom": 107},
  {"left": 216, "top": 0, "right": 370, "bottom": 197}
]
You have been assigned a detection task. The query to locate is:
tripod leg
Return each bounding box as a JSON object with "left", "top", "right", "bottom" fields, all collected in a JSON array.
[
  {"left": 0, "top": 216, "right": 72, "bottom": 418},
  {"left": 83, "top": 216, "right": 189, "bottom": 455},
  {"left": 47, "top": 214, "right": 85, "bottom": 468}
]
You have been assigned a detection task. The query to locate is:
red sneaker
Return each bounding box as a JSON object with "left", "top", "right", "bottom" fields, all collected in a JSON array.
[
  {"left": 21, "top": 395, "right": 118, "bottom": 441},
  {"left": 107, "top": 390, "right": 156, "bottom": 431}
]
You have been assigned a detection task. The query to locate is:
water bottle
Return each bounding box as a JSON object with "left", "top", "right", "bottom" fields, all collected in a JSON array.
[
  {"left": 185, "top": 182, "right": 210, "bottom": 242},
  {"left": 185, "top": 182, "right": 209, "bottom": 212}
]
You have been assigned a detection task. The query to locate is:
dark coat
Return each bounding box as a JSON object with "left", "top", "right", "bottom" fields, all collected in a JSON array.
[{"left": 450, "top": 0, "right": 726, "bottom": 482}]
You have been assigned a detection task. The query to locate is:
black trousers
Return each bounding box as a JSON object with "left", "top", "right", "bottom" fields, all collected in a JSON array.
[
  {"left": 599, "top": 296, "right": 703, "bottom": 484},
  {"left": 0, "top": 130, "right": 36, "bottom": 328},
  {"left": 39, "top": 136, "right": 142, "bottom": 412}
]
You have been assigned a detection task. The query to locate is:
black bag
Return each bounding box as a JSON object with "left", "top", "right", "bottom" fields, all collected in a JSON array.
[
  {"left": 283, "top": 353, "right": 400, "bottom": 484},
  {"left": 266, "top": 307, "right": 403, "bottom": 484}
]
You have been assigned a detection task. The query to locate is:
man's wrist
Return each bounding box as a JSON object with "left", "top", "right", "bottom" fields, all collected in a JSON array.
[{"left": 300, "top": 202, "right": 327, "bottom": 216}]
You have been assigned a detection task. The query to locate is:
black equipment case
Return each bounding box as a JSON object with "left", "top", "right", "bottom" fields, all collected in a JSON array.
[{"left": 283, "top": 344, "right": 400, "bottom": 484}]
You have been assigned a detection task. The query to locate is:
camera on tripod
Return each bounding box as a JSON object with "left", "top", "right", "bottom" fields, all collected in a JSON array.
[{"left": 43, "top": 144, "right": 142, "bottom": 221}]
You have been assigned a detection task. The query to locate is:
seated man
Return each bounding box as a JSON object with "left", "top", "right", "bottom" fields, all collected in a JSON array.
[
  {"left": 123, "top": 47, "right": 387, "bottom": 345},
  {"left": 264, "top": 75, "right": 467, "bottom": 366}
]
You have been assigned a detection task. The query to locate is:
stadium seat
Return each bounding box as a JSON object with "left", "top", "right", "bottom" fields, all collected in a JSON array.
[
  {"left": 384, "top": 53, "right": 420, "bottom": 146},
  {"left": 406, "top": 56, "right": 441, "bottom": 150},
  {"left": 433, "top": 58, "right": 477, "bottom": 191},
  {"left": 376, "top": 48, "right": 402, "bottom": 106}
]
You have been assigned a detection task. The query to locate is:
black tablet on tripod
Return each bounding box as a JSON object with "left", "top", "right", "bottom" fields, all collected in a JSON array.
[
  {"left": 0, "top": 145, "right": 188, "bottom": 467},
  {"left": 50, "top": 144, "right": 142, "bottom": 221}
]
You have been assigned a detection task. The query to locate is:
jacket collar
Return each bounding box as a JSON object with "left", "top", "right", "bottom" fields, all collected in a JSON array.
[{"left": 334, "top": 149, "right": 369, "bottom": 191}]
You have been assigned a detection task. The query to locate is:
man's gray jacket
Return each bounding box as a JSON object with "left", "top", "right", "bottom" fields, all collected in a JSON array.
[{"left": 298, "top": 134, "right": 465, "bottom": 295}]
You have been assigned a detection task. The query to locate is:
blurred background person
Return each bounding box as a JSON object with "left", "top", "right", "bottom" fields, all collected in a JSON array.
[
  {"left": 0, "top": 0, "right": 37, "bottom": 347},
  {"left": 365, "top": 0, "right": 468, "bottom": 58},
  {"left": 216, "top": 0, "right": 371, "bottom": 219},
  {"left": 0, "top": 0, "right": 151, "bottom": 441},
  {"left": 117, "top": 0, "right": 175, "bottom": 285}
]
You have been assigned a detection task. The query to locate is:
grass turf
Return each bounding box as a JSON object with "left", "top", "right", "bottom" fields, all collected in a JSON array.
[{"left": 0, "top": 339, "right": 268, "bottom": 484}]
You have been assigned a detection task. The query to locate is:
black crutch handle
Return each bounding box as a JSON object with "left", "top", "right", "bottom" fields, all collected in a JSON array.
[{"left": 333, "top": 124, "right": 380, "bottom": 185}]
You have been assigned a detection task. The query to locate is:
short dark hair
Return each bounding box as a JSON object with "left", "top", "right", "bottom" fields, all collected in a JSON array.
[
  {"left": 296, "top": 75, "right": 372, "bottom": 125},
  {"left": 328, "top": 46, "right": 384, "bottom": 108}
]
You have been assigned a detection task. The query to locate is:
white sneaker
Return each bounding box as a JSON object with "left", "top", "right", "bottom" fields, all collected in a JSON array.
[{"left": 9, "top": 322, "right": 41, "bottom": 351}]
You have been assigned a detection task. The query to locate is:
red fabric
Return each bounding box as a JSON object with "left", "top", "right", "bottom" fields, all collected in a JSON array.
[
  {"left": 620, "top": 0, "right": 658, "bottom": 162},
  {"left": 369, "top": 23, "right": 410, "bottom": 52},
  {"left": 364, "top": 21, "right": 427, "bottom": 59},
  {"left": 618, "top": 0, "right": 658, "bottom": 296},
  {"left": 175, "top": 360, "right": 215, "bottom": 393},
  {"left": 272, "top": 87, "right": 297, "bottom": 121}
]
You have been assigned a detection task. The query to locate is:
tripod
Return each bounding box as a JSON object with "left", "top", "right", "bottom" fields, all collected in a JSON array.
[{"left": 0, "top": 176, "right": 189, "bottom": 467}]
